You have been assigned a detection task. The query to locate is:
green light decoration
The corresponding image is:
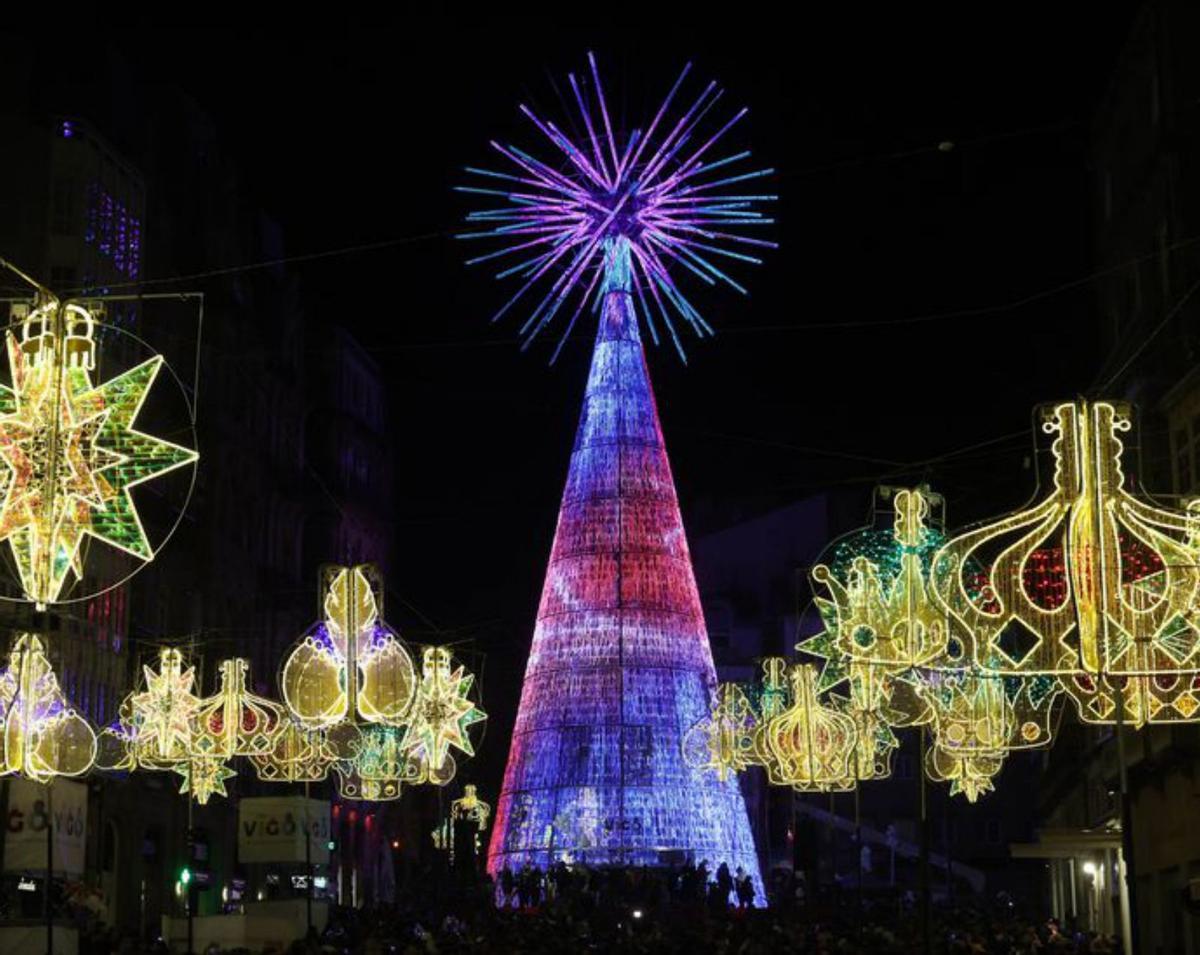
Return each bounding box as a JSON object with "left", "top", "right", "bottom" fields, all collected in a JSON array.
[{"left": 0, "top": 300, "right": 197, "bottom": 606}]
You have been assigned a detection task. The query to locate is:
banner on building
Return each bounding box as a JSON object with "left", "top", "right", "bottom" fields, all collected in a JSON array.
[
  {"left": 3, "top": 779, "right": 88, "bottom": 875},
  {"left": 238, "top": 797, "right": 329, "bottom": 865}
]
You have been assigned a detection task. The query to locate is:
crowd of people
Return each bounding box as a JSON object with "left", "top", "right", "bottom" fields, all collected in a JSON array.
[
  {"left": 71, "top": 861, "right": 1121, "bottom": 954},
  {"left": 300, "top": 863, "right": 1120, "bottom": 955}
]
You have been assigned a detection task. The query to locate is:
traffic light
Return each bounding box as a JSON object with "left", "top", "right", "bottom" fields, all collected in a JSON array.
[{"left": 180, "top": 867, "right": 192, "bottom": 886}]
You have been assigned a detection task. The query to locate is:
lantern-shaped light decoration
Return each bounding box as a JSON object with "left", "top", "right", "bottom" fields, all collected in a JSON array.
[
  {"left": 0, "top": 634, "right": 95, "bottom": 781},
  {"left": 281, "top": 565, "right": 417, "bottom": 730}
]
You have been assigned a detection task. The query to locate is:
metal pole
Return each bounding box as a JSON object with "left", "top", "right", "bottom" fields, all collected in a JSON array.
[
  {"left": 1114, "top": 689, "right": 1138, "bottom": 954},
  {"left": 46, "top": 783, "right": 53, "bottom": 955},
  {"left": 919, "top": 727, "right": 931, "bottom": 955},
  {"left": 187, "top": 763, "right": 194, "bottom": 955},
  {"left": 305, "top": 780, "right": 313, "bottom": 935},
  {"left": 854, "top": 747, "right": 863, "bottom": 936},
  {"left": 945, "top": 787, "right": 954, "bottom": 906}
]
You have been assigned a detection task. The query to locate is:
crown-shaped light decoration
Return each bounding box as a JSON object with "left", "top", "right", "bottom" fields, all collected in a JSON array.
[
  {"left": 800, "top": 487, "right": 1059, "bottom": 800},
  {"left": 249, "top": 720, "right": 340, "bottom": 784},
  {"left": 932, "top": 401, "right": 1200, "bottom": 726},
  {"left": 333, "top": 725, "right": 428, "bottom": 801},
  {"left": 682, "top": 681, "right": 760, "bottom": 782},
  {"left": 172, "top": 657, "right": 285, "bottom": 802},
  {"left": 281, "top": 565, "right": 417, "bottom": 729},
  {"left": 0, "top": 634, "right": 96, "bottom": 781},
  {"left": 758, "top": 664, "right": 859, "bottom": 791},
  {"left": 812, "top": 489, "right": 953, "bottom": 675},
  {"left": 0, "top": 299, "right": 197, "bottom": 607}
]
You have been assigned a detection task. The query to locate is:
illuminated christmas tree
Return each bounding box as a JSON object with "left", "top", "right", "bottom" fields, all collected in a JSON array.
[{"left": 462, "top": 55, "right": 773, "bottom": 897}]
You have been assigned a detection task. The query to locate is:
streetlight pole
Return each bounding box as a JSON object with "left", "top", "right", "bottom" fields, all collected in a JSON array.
[
  {"left": 1114, "top": 688, "right": 1138, "bottom": 954},
  {"left": 45, "top": 783, "right": 53, "bottom": 955}
]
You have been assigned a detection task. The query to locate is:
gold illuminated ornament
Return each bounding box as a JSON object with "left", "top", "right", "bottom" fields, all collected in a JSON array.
[
  {"left": 0, "top": 633, "right": 95, "bottom": 781},
  {"left": 249, "top": 720, "right": 340, "bottom": 784},
  {"left": 801, "top": 486, "right": 1058, "bottom": 801},
  {"left": 334, "top": 725, "right": 421, "bottom": 801},
  {"left": 0, "top": 300, "right": 197, "bottom": 607},
  {"left": 128, "top": 648, "right": 200, "bottom": 766},
  {"left": 452, "top": 783, "right": 492, "bottom": 830},
  {"left": 932, "top": 401, "right": 1200, "bottom": 726},
  {"left": 760, "top": 664, "right": 859, "bottom": 791},
  {"left": 683, "top": 681, "right": 760, "bottom": 782},
  {"left": 191, "top": 658, "right": 285, "bottom": 761},
  {"left": 179, "top": 757, "right": 238, "bottom": 805},
  {"left": 401, "top": 646, "right": 486, "bottom": 776},
  {"left": 812, "top": 489, "right": 952, "bottom": 674},
  {"left": 281, "top": 565, "right": 417, "bottom": 730}
]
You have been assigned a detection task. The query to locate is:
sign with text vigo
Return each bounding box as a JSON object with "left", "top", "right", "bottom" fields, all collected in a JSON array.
[
  {"left": 4, "top": 779, "right": 87, "bottom": 875},
  {"left": 238, "top": 796, "right": 329, "bottom": 865}
]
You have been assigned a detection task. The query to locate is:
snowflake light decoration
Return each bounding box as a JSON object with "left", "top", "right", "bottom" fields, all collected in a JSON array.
[{"left": 460, "top": 52, "right": 776, "bottom": 361}]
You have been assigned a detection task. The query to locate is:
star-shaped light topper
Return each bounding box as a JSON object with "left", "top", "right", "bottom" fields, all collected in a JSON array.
[{"left": 0, "top": 301, "right": 197, "bottom": 606}]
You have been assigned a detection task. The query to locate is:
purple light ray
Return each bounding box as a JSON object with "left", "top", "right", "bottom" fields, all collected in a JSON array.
[{"left": 461, "top": 54, "right": 775, "bottom": 358}]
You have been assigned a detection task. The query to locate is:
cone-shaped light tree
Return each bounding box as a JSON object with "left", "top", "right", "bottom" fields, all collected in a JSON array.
[{"left": 461, "top": 54, "right": 775, "bottom": 899}]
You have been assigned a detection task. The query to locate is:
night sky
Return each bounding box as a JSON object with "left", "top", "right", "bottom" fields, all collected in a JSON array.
[{"left": 12, "top": 10, "right": 1139, "bottom": 791}]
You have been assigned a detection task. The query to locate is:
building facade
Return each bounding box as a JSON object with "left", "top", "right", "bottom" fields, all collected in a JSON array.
[
  {"left": 0, "top": 58, "right": 396, "bottom": 938},
  {"left": 1026, "top": 2, "right": 1200, "bottom": 951}
]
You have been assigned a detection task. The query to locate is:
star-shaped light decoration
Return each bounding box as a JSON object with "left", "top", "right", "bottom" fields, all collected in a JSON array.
[
  {"left": 177, "top": 757, "right": 238, "bottom": 805},
  {"left": 400, "top": 646, "right": 486, "bottom": 778},
  {"left": 0, "top": 301, "right": 197, "bottom": 606},
  {"left": 128, "top": 648, "right": 200, "bottom": 766}
]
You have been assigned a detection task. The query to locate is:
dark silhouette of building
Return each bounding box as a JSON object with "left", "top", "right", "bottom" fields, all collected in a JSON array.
[
  {"left": 0, "top": 47, "right": 396, "bottom": 936},
  {"left": 1022, "top": 2, "right": 1200, "bottom": 951}
]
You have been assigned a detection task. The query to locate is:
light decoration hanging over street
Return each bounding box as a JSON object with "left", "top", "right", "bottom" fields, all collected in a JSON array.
[
  {"left": 0, "top": 298, "right": 197, "bottom": 607},
  {"left": 281, "top": 564, "right": 416, "bottom": 729},
  {"left": 101, "top": 647, "right": 202, "bottom": 772},
  {"left": 249, "top": 721, "right": 339, "bottom": 784},
  {"left": 932, "top": 401, "right": 1200, "bottom": 727},
  {"left": 759, "top": 663, "right": 860, "bottom": 791},
  {"left": 694, "top": 487, "right": 1062, "bottom": 802},
  {"left": 0, "top": 634, "right": 96, "bottom": 781},
  {"left": 682, "top": 681, "right": 760, "bottom": 782},
  {"left": 400, "top": 645, "right": 486, "bottom": 781},
  {"left": 275, "top": 564, "right": 487, "bottom": 801}
]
